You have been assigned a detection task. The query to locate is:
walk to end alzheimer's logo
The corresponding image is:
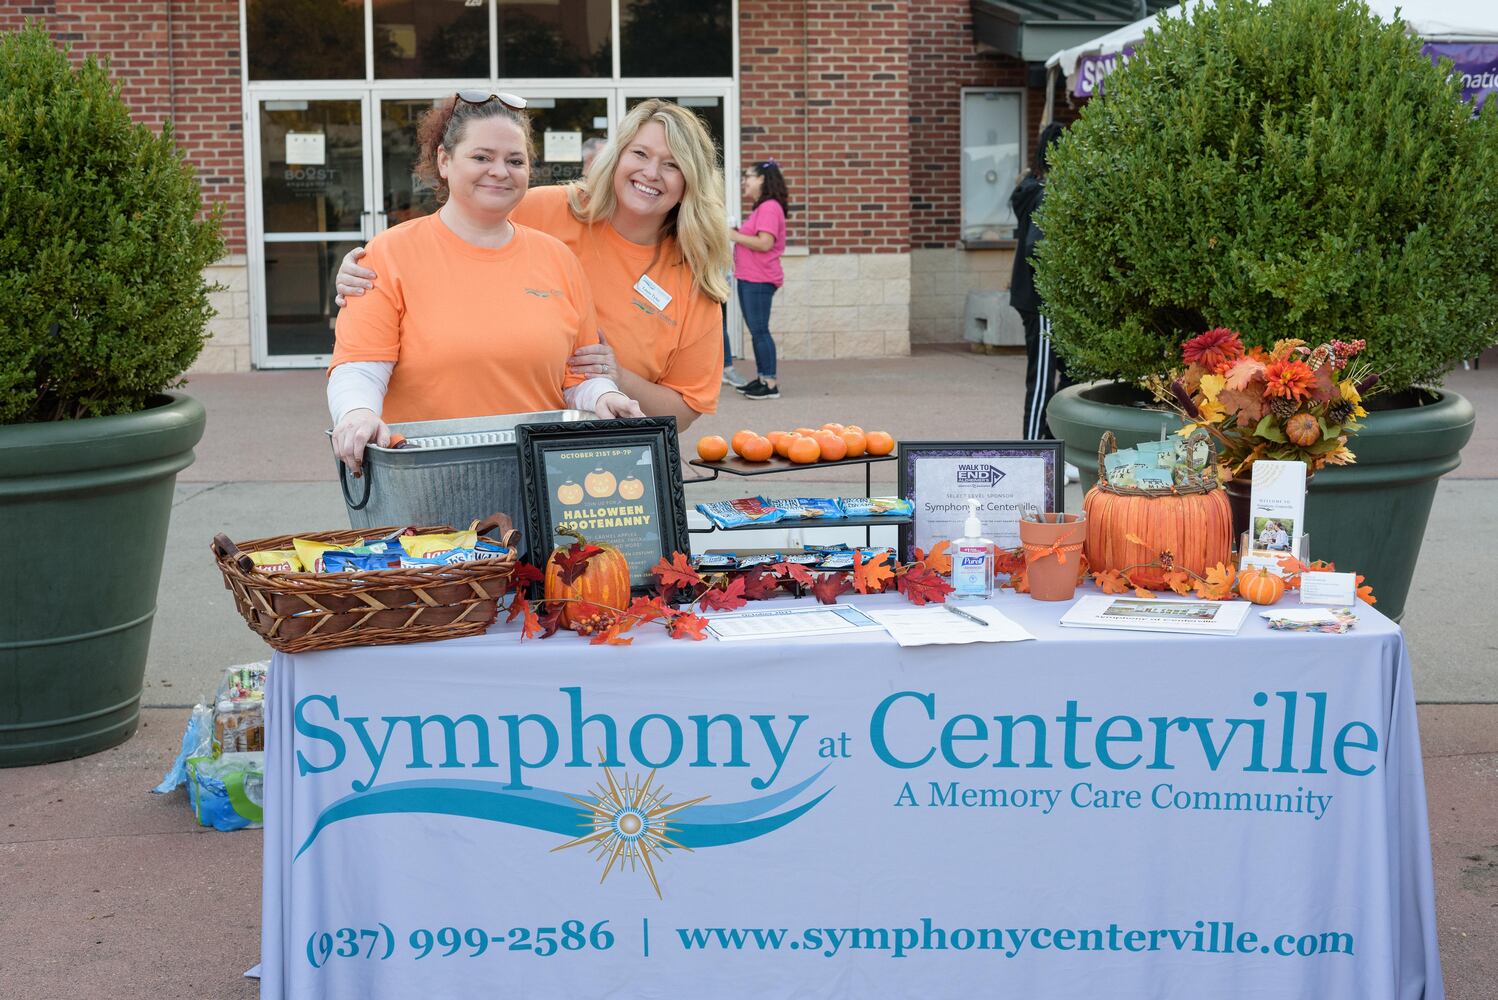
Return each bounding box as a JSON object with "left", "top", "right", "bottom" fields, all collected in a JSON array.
[{"left": 955, "top": 463, "right": 1006, "bottom": 487}]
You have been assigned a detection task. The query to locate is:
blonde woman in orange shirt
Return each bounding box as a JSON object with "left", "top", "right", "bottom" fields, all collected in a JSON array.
[
  {"left": 328, "top": 94, "right": 642, "bottom": 473},
  {"left": 337, "top": 100, "right": 730, "bottom": 430}
]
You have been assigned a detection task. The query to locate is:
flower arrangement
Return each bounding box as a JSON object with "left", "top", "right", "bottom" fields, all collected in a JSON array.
[{"left": 1145, "top": 328, "right": 1382, "bottom": 480}]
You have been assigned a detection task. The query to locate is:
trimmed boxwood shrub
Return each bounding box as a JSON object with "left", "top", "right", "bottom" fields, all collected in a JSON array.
[
  {"left": 1034, "top": 0, "right": 1498, "bottom": 393},
  {"left": 0, "top": 22, "right": 223, "bottom": 424}
]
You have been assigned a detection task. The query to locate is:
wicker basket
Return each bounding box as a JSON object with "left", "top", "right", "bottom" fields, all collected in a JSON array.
[
  {"left": 1083, "top": 432, "right": 1233, "bottom": 588},
  {"left": 211, "top": 512, "right": 521, "bottom": 653}
]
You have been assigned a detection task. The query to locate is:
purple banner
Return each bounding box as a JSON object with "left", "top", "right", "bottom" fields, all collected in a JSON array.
[
  {"left": 1074, "top": 42, "right": 1498, "bottom": 108},
  {"left": 1071, "top": 46, "right": 1136, "bottom": 98},
  {"left": 1424, "top": 42, "right": 1498, "bottom": 109}
]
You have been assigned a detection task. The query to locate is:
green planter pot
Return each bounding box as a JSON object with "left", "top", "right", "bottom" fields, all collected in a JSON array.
[
  {"left": 1047, "top": 382, "right": 1474, "bottom": 622},
  {"left": 0, "top": 393, "right": 205, "bottom": 766}
]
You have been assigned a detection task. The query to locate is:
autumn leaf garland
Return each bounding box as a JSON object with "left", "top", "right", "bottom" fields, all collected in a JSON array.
[
  {"left": 499, "top": 540, "right": 958, "bottom": 643},
  {"left": 500, "top": 536, "right": 1378, "bottom": 645}
]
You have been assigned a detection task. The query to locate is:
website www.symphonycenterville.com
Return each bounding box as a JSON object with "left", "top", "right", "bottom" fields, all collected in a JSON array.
[{"left": 674, "top": 919, "right": 1354, "bottom": 960}]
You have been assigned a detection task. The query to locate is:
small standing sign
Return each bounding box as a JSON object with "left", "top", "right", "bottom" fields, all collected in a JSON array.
[
  {"left": 517, "top": 417, "right": 690, "bottom": 594},
  {"left": 897, "top": 440, "right": 1063, "bottom": 559}
]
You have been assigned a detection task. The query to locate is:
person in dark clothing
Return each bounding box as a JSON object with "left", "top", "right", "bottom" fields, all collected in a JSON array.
[{"left": 1010, "top": 122, "right": 1074, "bottom": 442}]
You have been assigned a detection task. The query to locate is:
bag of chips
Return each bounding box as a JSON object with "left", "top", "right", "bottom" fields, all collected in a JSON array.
[
  {"left": 248, "top": 549, "right": 303, "bottom": 573},
  {"left": 696, "top": 497, "right": 785, "bottom": 529},
  {"left": 768, "top": 497, "right": 843, "bottom": 521},
  {"left": 838, "top": 497, "right": 914, "bottom": 518}
]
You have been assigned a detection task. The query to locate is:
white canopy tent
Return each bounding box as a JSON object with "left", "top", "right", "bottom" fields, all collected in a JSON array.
[{"left": 1041, "top": 0, "right": 1498, "bottom": 119}]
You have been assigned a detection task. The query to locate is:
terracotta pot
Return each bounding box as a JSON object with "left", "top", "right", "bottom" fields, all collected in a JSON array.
[{"left": 1020, "top": 513, "right": 1088, "bottom": 601}]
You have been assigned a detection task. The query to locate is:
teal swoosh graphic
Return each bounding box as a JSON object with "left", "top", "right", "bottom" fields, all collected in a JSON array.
[{"left": 294, "top": 772, "right": 832, "bottom": 860}]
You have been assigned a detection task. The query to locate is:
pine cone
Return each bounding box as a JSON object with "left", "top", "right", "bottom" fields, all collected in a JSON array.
[
  {"left": 1270, "top": 396, "right": 1300, "bottom": 420},
  {"left": 1326, "top": 399, "right": 1354, "bottom": 424}
]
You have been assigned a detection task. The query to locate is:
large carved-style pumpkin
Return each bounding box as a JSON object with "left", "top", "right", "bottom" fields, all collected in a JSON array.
[
  {"left": 544, "top": 528, "right": 631, "bottom": 630},
  {"left": 1237, "top": 566, "right": 1286, "bottom": 605},
  {"left": 1083, "top": 486, "right": 1233, "bottom": 589}
]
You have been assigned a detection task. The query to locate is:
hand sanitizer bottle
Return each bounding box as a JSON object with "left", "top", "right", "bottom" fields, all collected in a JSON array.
[{"left": 950, "top": 499, "right": 995, "bottom": 599}]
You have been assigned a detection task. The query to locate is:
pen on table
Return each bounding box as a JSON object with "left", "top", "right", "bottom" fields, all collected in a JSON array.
[{"left": 945, "top": 605, "right": 990, "bottom": 627}]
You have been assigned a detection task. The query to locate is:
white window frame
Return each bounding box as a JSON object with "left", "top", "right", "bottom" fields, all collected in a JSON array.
[
  {"left": 958, "top": 86, "right": 1027, "bottom": 249},
  {"left": 240, "top": 0, "right": 740, "bottom": 369}
]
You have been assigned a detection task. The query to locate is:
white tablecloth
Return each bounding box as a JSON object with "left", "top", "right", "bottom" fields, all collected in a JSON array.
[{"left": 259, "top": 593, "right": 1442, "bottom": 999}]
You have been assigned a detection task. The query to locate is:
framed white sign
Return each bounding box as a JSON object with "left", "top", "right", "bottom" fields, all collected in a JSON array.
[{"left": 897, "top": 440, "right": 1063, "bottom": 558}]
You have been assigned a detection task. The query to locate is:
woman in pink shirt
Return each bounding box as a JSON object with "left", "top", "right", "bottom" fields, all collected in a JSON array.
[{"left": 728, "top": 160, "right": 789, "bottom": 400}]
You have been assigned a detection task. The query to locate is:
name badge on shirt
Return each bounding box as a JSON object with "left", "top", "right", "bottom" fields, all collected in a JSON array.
[{"left": 634, "top": 273, "right": 672, "bottom": 311}]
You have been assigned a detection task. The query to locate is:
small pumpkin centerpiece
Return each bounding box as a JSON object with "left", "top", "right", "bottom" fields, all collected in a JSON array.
[
  {"left": 543, "top": 526, "right": 631, "bottom": 632},
  {"left": 1237, "top": 566, "right": 1286, "bottom": 606}
]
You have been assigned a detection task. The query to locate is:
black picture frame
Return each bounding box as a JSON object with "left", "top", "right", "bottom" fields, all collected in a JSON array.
[
  {"left": 896, "top": 440, "right": 1064, "bottom": 560},
  {"left": 517, "top": 417, "right": 690, "bottom": 596}
]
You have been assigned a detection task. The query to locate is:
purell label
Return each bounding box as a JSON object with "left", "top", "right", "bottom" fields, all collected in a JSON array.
[{"left": 952, "top": 545, "right": 989, "bottom": 593}]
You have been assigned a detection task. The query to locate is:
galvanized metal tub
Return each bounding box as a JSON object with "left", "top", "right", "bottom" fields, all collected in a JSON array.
[{"left": 333, "top": 410, "right": 590, "bottom": 540}]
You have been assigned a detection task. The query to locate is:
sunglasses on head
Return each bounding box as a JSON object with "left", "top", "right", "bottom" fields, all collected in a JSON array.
[{"left": 453, "top": 90, "right": 527, "bottom": 111}]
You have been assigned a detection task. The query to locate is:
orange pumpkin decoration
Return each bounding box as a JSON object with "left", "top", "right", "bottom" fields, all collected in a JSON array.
[
  {"left": 618, "top": 476, "right": 645, "bottom": 500},
  {"left": 864, "top": 431, "right": 895, "bottom": 456},
  {"left": 585, "top": 468, "right": 617, "bottom": 498},
  {"left": 556, "top": 481, "right": 584, "bottom": 506},
  {"left": 1237, "top": 566, "right": 1286, "bottom": 605},
  {"left": 1082, "top": 486, "right": 1234, "bottom": 589},
  {"left": 813, "top": 430, "right": 847, "bottom": 462},
  {"left": 1285, "top": 413, "right": 1320, "bottom": 447},
  {"left": 696, "top": 435, "right": 728, "bottom": 462},
  {"left": 738, "top": 434, "right": 774, "bottom": 462},
  {"left": 787, "top": 435, "right": 821, "bottom": 464},
  {"left": 544, "top": 528, "right": 632, "bottom": 631}
]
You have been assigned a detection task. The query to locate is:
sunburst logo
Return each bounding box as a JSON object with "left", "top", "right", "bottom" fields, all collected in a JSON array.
[{"left": 551, "top": 758, "right": 708, "bottom": 899}]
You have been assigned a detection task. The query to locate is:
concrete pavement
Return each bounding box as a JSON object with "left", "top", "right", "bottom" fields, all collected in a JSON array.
[{"left": 2, "top": 344, "right": 1494, "bottom": 998}]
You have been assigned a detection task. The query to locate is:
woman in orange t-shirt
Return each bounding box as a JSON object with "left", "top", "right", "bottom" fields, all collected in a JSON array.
[
  {"left": 328, "top": 94, "right": 642, "bottom": 472},
  {"left": 338, "top": 100, "right": 730, "bottom": 430}
]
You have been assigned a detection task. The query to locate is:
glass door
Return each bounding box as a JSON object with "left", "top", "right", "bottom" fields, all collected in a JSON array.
[
  {"left": 372, "top": 91, "right": 616, "bottom": 242},
  {"left": 251, "top": 93, "right": 372, "bottom": 367},
  {"left": 521, "top": 94, "right": 613, "bottom": 187}
]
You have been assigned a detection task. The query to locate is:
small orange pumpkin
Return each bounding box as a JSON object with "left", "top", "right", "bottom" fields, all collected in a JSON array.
[
  {"left": 618, "top": 476, "right": 645, "bottom": 500},
  {"left": 1237, "top": 566, "right": 1286, "bottom": 605},
  {"left": 1285, "top": 413, "right": 1320, "bottom": 447},
  {"left": 556, "top": 481, "right": 584, "bottom": 506},
  {"left": 544, "top": 527, "right": 631, "bottom": 630}
]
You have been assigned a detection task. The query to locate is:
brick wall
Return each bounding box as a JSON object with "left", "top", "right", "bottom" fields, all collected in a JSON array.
[
  {"left": 909, "top": 0, "right": 1078, "bottom": 250},
  {"left": 742, "top": 0, "right": 1074, "bottom": 255},
  {"left": 741, "top": 0, "right": 912, "bottom": 254},
  {"left": 2, "top": 2, "right": 246, "bottom": 254},
  {"left": 738, "top": 0, "right": 808, "bottom": 246}
]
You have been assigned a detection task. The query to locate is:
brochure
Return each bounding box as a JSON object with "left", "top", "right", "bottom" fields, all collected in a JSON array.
[
  {"left": 1058, "top": 596, "right": 1251, "bottom": 636},
  {"left": 1241, "top": 460, "right": 1306, "bottom": 575}
]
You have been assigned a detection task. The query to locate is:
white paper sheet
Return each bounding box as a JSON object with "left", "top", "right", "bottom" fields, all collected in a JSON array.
[
  {"left": 703, "top": 603, "right": 884, "bottom": 641},
  {"left": 862, "top": 604, "right": 1036, "bottom": 647}
]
